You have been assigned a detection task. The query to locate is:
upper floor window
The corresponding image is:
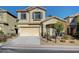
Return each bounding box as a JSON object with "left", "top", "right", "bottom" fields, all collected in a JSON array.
[
  {"left": 21, "top": 12, "right": 26, "bottom": 19},
  {"left": 4, "top": 23, "right": 9, "bottom": 26},
  {"left": 33, "top": 12, "right": 42, "bottom": 21}
]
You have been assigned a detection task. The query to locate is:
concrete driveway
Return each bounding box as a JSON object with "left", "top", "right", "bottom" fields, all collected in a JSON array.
[{"left": 3, "top": 36, "right": 41, "bottom": 47}]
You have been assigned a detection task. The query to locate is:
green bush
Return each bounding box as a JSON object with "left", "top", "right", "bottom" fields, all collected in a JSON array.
[
  {"left": 75, "top": 32, "right": 79, "bottom": 35},
  {"left": 69, "top": 40, "right": 75, "bottom": 43},
  {"left": 62, "top": 35, "right": 72, "bottom": 40},
  {"left": 75, "top": 32, "right": 79, "bottom": 37},
  {"left": 60, "top": 39, "right": 66, "bottom": 42}
]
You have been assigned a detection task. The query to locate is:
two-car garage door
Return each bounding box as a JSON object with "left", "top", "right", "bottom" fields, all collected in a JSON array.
[{"left": 18, "top": 27, "right": 40, "bottom": 36}]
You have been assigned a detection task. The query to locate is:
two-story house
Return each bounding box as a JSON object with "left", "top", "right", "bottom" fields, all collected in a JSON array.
[
  {"left": 17, "top": 7, "right": 46, "bottom": 36},
  {"left": 16, "top": 6, "right": 67, "bottom": 37},
  {"left": 0, "top": 8, "right": 17, "bottom": 35}
]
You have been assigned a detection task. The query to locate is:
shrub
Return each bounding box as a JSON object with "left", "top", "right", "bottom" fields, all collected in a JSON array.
[
  {"left": 11, "top": 33, "right": 16, "bottom": 37},
  {"left": 60, "top": 39, "right": 66, "bottom": 42},
  {"left": 74, "top": 32, "right": 79, "bottom": 38},
  {"left": 69, "top": 40, "right": 75, "bottom": 43},
  {"left": 0, "top": 30, "right": 4, "bottom": 35},
  {"left": 47, "top": 37, "right": 52, "bottom": 41},
  {"left": 0, "top": 36, "right": 7, "bottom": 42},
  {"left": 62, "top": 35, "right": 72, "bottom": 40}
]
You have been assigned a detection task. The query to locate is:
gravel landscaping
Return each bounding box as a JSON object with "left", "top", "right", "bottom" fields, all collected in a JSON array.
[{"left": 41, "top": 38, "right": 79, "bottom": 46}]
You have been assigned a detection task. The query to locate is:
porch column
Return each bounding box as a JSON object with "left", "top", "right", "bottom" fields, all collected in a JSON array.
[
  {"left": 43, "top": 24, "right": 47, "bottom": 36},
  {"left": 68, "top": 26, "right": 71, "bottom": 35}
]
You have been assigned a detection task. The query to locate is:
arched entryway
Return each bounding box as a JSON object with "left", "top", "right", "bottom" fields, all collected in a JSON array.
[{"left": 46, "top": 24, "right": 56, "bottom": 38}]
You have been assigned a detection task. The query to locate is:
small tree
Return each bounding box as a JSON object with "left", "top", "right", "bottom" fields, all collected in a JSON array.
[
  {"left": 53, "top": 22, "right": 64, "bottom": 43},
  {"left": 53, "top": 22, "right": 64, "bottom": 35}
]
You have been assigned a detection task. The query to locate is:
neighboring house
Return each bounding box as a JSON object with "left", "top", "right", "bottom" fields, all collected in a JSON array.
[
  {"left": 16, "top": 6, "right": 67, "bottom": 37},
  {"left": 0, "top": 8, "right": 17, "bottom": 35},
  {"left": 65, "top": 14, "right": 79, "bottom": 35}
]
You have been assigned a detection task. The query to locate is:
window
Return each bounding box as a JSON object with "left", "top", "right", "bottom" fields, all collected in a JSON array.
[
  {"left": 4, "top": 23, "right": 9, "bottom": 26},
  {"left": 33, "top": 12, "right": 42, "bottom": 21},
  {"left": 21, "top": 12, "right": 26, "bottom": 19},
  {"left": 15, "top": 25, "right": 17, "bottom": 27}
]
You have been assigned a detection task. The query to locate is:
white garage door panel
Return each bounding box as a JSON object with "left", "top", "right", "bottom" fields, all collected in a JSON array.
[{"left": 19, "top": 28, "right": 40, "bottom": 36}]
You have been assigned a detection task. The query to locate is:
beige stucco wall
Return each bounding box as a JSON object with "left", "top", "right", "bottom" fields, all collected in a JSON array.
[
  {"left": 0, "top": 12, "right": 7, "bottom": 23},
  {"left": 0, "top": 24, "right": 9, "bottom": 35},
  {"left": 0, "top": 12, "right": 17, "bottom": 35},
  {"left": 6, "top": 13, "right": 17, "bottom": 34}
]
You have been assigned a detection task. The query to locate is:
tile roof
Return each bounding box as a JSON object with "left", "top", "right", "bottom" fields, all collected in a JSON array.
[
  {"left": 16, "top": 6, "right": 46, "bottom": 12},
  {"left": 25, "top": 6, "right": 46, "bottom": 11}
]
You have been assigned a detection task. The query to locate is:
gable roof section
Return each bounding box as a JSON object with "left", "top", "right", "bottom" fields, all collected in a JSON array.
[
  {"left": 26, "top": 6, "right": 46, "bottom": 11},
  {"left": 65, "top": 13, "right": 79, "bottom": 19},
  {"left": 41, "top": 16, "right": 67, "bottom": 23}
]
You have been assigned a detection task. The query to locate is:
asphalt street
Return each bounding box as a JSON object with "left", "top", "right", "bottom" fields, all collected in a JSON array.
[{"left": 1, "top": 45, "right": 79, "bottom": 53}]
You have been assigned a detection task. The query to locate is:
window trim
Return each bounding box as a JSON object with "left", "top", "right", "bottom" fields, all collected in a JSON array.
[
  {"left": 32, "top": 12, "right": 42, "bottom": 21},
  {"left": 20, "top": 12, "right": 26, "bottom": 19}
]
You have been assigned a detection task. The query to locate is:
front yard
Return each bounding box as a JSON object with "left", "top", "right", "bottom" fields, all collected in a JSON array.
[
  {"left": 41, "top": 35, "right": 79, "bottom": 46},
  {"left": 0, "top": 31, "right": 17, "bottom": 44}
]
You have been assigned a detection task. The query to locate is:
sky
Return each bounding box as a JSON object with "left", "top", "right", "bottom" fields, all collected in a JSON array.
[{"left": 0, "top": 6, "right": 79, "bottom": 19}]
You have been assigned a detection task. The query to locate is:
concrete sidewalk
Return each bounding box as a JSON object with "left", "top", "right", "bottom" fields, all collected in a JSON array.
[{"left": 1, "top": 44, "right": 79, "bottom": 49}]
